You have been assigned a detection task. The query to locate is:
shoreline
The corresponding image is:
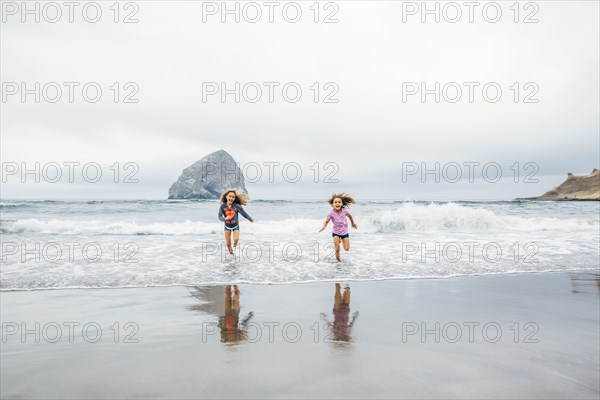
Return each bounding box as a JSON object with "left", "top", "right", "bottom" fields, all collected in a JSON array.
[
  {"left": 2, "top": 268, "right": 598, "bottom": 293},
  {"left": 2, "top": 271, "right": 599, "bottom": 399}
]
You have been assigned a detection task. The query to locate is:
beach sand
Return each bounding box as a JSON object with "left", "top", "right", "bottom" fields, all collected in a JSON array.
[{"left": 1, "top": 272, "right": 599, "bottom": 399}]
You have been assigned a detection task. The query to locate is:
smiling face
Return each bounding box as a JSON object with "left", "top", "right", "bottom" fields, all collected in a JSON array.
[
  {"left": 226, "top": 192, "right": 236, "bottom": 205},
  {"left": 332, "top": 197, "right": 343, "bottom": 211}
]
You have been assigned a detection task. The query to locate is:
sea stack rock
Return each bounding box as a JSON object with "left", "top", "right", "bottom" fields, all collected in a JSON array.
[
  {"left": 168, "top": 150, "right": 248, "bottom": 199},
  {"left": 520, "top": 169, "right": 600, "bottom": 201}
]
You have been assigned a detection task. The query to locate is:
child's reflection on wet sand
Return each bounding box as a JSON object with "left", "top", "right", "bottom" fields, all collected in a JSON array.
[
  {"left": 220, "top": 284, "right": 254, "bottom": 344},
  {"left": 321, "top": 283, "right": 359, "bottom": 342}
]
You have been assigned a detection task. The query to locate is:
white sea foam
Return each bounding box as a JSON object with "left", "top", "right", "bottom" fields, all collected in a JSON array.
[
  {"left": 4, "top": 202, "right": 597, "bottom": 235},
  {"left": 0, "top": 202, "right": 27, "bottom": 207},
  {"left": 1, "top": 201, "right": 598, "bottom": 290}
]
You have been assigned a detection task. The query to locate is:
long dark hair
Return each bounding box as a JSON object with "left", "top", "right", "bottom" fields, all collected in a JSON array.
[
  {"left": 220, "top": 189, "right": 249, "bottom": 205},
  {"left": 327, "top": 193, "right": 356, "bottom": 208}
]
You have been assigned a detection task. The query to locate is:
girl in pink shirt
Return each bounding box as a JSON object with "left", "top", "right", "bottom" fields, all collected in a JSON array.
[{"left": 319, "top": 193, "right": 358, "bottom": 262}]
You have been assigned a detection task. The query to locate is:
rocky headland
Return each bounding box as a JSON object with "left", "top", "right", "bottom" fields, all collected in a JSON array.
[
  {"left": 168, "top": 150, "right": 247, "bottom": 199},
  {"left": 519, "top": 169, "right": 599, "bottom": 201}
]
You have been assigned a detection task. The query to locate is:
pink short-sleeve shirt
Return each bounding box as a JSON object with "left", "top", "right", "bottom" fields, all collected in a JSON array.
[{"left": 327, "top": 208, "right": 350, "bottom": 235}]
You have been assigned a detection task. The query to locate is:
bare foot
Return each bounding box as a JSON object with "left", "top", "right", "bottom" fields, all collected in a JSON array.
[{"left": 227, "top": 245, "right": 234, "bottom": 255}]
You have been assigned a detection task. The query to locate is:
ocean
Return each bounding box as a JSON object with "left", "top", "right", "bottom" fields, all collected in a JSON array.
[{"left": 1, "top": 199, "right": 599, "bottom": 290}]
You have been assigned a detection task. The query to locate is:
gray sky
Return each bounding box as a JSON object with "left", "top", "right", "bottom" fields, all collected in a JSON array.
[{"left": 1, "top": 1, "right": 598, "bottom": 200}]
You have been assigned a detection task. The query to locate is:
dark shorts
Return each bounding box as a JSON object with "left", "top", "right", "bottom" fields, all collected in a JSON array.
[
  {"left": 224, "top": 225, "right": 239, "bottom": 231},
  {"left": 332, "top": 233, "right": 349, "bottom": 239}
]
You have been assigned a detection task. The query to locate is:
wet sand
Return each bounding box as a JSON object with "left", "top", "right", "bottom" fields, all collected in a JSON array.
[{"left": 1, "top": 272, "right": 599, "bottom": 399}]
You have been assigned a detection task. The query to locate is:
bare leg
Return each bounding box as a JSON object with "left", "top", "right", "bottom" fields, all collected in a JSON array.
[
  {"left": 342, "top": 237, "right": 350, "bottom": 251},
  {"left": 233, "top": 285, "right": 240, "bottom": 312},
  {"left": 224, "top": 230, "right": 233, "bottom": 254},
  {"left": 225, "top": 285, "right": 232, "bottom": 308},
  {"left": 333, "top": 236, "right": 341, "bottom": 262},
  {"left": 334, "top": 283, "right": 342, "bottom": 307},
  {"left": 342, "top": 286, "right": 351, "bottom": 305},
  {"left": 233, "top": 230, "right": 240, "bottom": 247}
]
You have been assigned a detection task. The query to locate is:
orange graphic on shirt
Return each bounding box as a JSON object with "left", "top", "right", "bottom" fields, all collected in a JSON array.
[{"left": 224, "top": 207, "right": 236, "bottom": 224}]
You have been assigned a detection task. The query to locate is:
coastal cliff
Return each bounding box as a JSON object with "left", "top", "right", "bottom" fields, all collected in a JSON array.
[
  {"left": 520, "top": 169, "right": 599, "bottom": 201},
  {"left": 168, "top": 150, "right": 247, "bottom": 199}
]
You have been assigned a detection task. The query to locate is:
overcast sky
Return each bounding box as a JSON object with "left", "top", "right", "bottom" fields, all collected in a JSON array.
[{"left": 1, "top": 1, "right": 598, "bottom": 200}]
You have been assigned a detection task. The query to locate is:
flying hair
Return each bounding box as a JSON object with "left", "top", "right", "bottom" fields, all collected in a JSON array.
[
  {"left": 327, "top": 193, "right": 356, "bottom": 208},
  {"left": 220, "top": 189, "right": 249, "bottom": 206}
]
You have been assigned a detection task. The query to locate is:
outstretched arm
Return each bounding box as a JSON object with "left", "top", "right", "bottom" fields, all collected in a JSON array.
[
  {"left": 349, "top": 311, "right": 359, "bottom": 328},
  {"left": 241, "top": 311, "right": 254, "bottom": 326},
  {"left": 237, "top": 205, "right": 254, "bottom": 222},
  {"left": 320, "top": 312, "right": 332, "bottom": 328},
  {"left": 347, "top": 213, "right": 358, "bottom": 229},
  {"left": 319, "top": 217, "right": 331, "bottom": 232}
]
